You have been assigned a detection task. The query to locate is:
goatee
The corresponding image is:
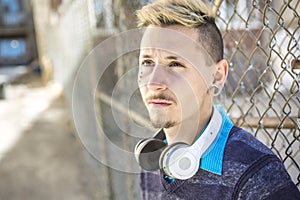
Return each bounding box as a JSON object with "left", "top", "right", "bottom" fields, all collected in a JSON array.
[{"left": 151, "top": 119, "right": 176, "bottom": 129}]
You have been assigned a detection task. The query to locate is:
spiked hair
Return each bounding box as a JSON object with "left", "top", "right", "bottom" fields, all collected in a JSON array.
[{"left": 137, "top": 0, "right": 224, "bottom": 63}]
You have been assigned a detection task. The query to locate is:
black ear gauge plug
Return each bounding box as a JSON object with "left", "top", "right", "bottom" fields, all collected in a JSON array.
[{"left": 209, "top": 84, "right": 221, "bottom": 96}]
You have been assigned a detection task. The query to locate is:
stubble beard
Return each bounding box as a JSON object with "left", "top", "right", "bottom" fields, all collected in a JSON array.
[
  {"left": 151, "top": 119, "right": 177, "bottom": 129},
  {"left": 148, "top": 110, "right": 178, "bottom": 129},
  {"left": 144, "top": 93, "right": 179, "bottom": 128}
]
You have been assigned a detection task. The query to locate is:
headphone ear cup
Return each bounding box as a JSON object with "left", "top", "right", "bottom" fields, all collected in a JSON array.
[
  {"left": 159, "top": 142, "right": 187, "bottom": 174},
  {"left": 135, "top": 138, "right": 166, "bottom": 171},
  {"left": 134, "top": 138, "right": 148, "bottom": 162},
  {"left": 159, "top": 142, "right": 199, "bottom": 180}
]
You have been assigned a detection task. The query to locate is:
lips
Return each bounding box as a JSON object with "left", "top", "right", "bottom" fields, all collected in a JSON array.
[
  {"left": 148, "top": 99, "right": 172, "bottom": 107},
  {"left": 145, "top": 93, "right": 176, "bottom": 107}
]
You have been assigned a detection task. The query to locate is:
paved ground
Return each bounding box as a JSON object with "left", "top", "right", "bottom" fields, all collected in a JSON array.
[{"left": 0, "top": 74, "right": 101, "bottom": 200}]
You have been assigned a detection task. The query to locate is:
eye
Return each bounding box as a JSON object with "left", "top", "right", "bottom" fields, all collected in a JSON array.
[
  {"left": 169, "top": 61, "right": 184, "bottom": 68},
  {"left": 141, "top": 60, "right": 155, "bottom": 67}
]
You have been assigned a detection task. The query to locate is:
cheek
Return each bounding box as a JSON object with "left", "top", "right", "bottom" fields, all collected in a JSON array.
[
  {"left": 139, "top": 86, "right": 147, "bottom": 102},
  {"left": 184, "top": 74, "right": 209, "bottom": 100},
  {"left": 190, "top": 71, "right": 209, "bottom": 89},
  {"left": 138, "top": 70, "right": 148, "bottom": 102},
  {"left": 138, "top": 70, "right": 144, "bottom": 86},
  {"left": 138, "top": 67, "right": 153, "bottom": 86}
]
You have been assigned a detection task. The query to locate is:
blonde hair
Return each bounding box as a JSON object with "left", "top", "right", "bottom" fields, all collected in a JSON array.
[
  {"left": 136, "top": 0, "right": 224, "bottom": 63},
  {"left": 136, "top": 0, "right": 215, "bottom": 28}
]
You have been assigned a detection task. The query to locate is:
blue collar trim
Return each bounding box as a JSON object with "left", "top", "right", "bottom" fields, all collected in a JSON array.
[
  {"left": 200, "top": 105, "right": 233, "bottom": 175},
  {"left": 163, "top": 106, "right": 233, "bottom": 180}
]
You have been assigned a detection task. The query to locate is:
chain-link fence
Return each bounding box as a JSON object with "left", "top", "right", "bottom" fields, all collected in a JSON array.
[
  {"left": 93, "top": 1, "right": 300, "bottom": 198},
  {"left": 208, "top": 0, "right": 300, "bottom": 186},
  {"left": 32, "top": 0, "right": 299, "bottom": 199},
  {"left": 31, "top": 0, "right": 95, "bottom": 85},
  {"left": 95, "top": 1, "right": 300, "bottom": 197}
]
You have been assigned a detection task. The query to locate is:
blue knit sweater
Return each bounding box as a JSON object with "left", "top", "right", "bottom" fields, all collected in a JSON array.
[{"left": 140, "top": 126, "right": 300, "bottom": 200}]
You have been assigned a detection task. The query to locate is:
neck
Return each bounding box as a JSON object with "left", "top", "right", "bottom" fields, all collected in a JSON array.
[{"left": 164, "top": 106, "right": 213, "bottom": 145}]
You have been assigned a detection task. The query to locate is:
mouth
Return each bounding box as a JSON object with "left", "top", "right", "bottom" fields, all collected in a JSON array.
[
  {"left": 148, "top": 99, "right": 173, "bottom": 107},
  {"left": 145, "top": 93, "right": 176, "bottom": 108}
]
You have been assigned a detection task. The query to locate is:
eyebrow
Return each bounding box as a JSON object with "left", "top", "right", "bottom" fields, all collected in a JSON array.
[
  {"left": 140, "top": 54, "right": 179, "bottom": 60},
  {"left": 141, "top": 54, "right": 152, "bottom": 59},
  {"left": 165, "top": 56, "right": 179, "bottom": 60}
]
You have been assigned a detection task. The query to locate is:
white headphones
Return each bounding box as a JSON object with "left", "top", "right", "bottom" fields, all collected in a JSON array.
[{"left": 135, "top": 108, "right": 222, "bottom": 180}]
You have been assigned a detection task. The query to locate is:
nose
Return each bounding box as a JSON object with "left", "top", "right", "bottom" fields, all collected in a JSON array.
[{"left": 146, "top": 65, "right": 167, "bottom": 91}]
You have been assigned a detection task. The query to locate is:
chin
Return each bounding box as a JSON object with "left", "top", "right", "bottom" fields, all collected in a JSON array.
[
  {"left": 148, "top": 110, "right": 178, "bottom": 128},
  {"left": 150, "top": 117, "right": 177, "bottom": 129}
]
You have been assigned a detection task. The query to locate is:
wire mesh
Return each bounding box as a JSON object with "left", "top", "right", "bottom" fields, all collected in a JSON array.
[
  {"left": 33, "top": 0, "right": 300, "bottom": 195},
  {"left": 208, "top": 0, "right": 300, "bottom": 186}
]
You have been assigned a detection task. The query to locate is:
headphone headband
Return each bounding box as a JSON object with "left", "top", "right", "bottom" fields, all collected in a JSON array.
[
  {"left": 159, "top": 107, "right": 223, "bottom": 179},
  {"left": 192, "top": 107, "right": 222, "bottom": 158},
  {"left": 135, "top": 107, "right": 223, "bottom": 179}
]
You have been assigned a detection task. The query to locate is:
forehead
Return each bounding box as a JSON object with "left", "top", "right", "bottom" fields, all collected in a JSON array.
[
  {"left": 140, "top": 25, "right": 213, "bottom": 65},
  {"left": 140, "top": 25, "right": 199, "bottom": 50},
  {"left": 139, "top": 48, "right": 180, "bottom": 59}
]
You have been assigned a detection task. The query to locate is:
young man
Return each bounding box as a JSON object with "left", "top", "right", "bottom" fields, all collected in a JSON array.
[{"left": 134, "top": 0, "right": 300, "bottom": 199}]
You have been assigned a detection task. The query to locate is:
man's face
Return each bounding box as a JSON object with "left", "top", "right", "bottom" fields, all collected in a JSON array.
[{"left": 138, "top": 25, "right": 215, "bottom": 129}]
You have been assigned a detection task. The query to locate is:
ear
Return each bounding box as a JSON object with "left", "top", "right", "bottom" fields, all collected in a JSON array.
[{"left": 213, "top": 59, "right": 228, "bottom": 89}]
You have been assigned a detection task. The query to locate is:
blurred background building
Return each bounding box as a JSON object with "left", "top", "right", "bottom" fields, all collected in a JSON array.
[
  {"left": 0, "top": 0, "right": 299, "bottom": 200},
  {"left": 0, "top": 0, "right": 38, "bottom": 98}
]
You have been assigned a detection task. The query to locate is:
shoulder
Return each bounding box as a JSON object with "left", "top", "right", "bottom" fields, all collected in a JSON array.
[
  {"left": 224, "top": 126, "right": 275, "bottom": 163},
  {"left": 225, "top": 126, "right": 300, "bottom": 199}
]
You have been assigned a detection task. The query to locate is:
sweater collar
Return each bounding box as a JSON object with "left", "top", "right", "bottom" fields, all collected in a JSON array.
[
  {"left": 163, "top": 105, "right": 233, "bottom": 176},
  {"left": 199, "top": 105, "right": 233, "bottom": 175}
]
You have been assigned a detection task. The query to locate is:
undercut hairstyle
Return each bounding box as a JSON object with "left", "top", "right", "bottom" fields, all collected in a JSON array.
[{"left": 136, "top": 0, "right": 224, "bottom": 63}]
